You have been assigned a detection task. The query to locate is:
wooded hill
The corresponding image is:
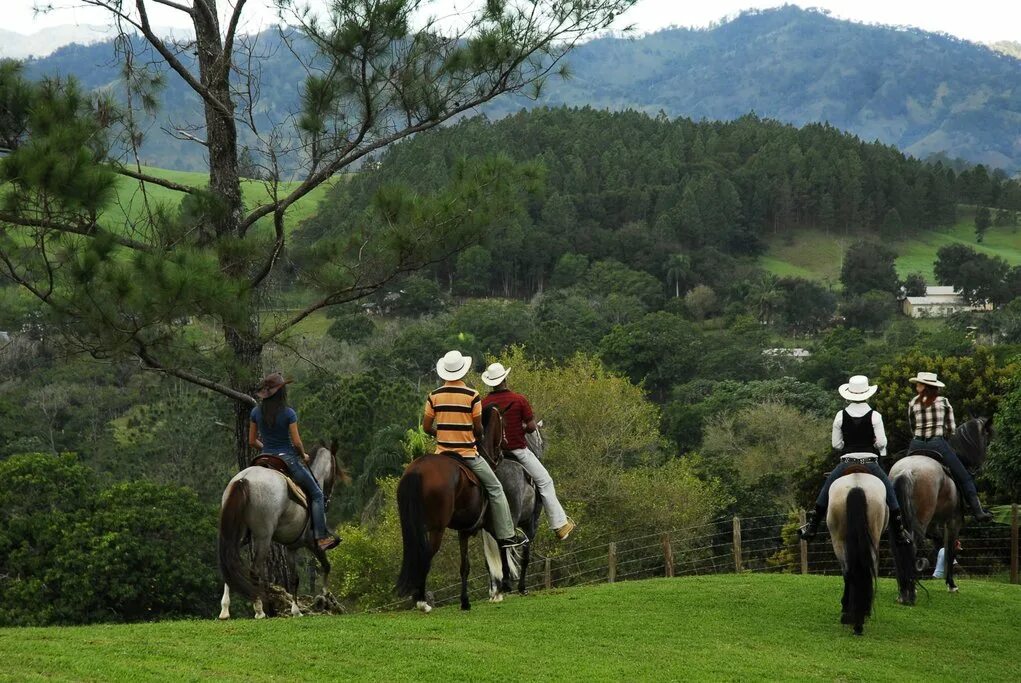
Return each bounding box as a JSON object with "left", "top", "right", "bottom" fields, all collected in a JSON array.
[
  {"left": 21, "top": 6, "right": 1021, "bottom": 171},
  {"left": 298, "top": 106, "right": 1021, "bottom": 299}
]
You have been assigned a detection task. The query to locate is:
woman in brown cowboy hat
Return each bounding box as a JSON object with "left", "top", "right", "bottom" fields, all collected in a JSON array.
[
  {"left": 799, "top": 375, "right": 912, "bottom": 545},
  {"left": 907, "top": 372, "right": 992, "bottom": 522},
  {"left": 248, "top": 372, "right": 339, "bottom": 550}
]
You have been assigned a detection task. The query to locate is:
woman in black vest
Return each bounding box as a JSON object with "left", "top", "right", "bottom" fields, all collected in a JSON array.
[{"left": 799, "top": 375, "right": 912, "bottom": 545}]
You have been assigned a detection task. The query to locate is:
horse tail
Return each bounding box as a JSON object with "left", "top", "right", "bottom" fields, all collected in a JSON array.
[
  {"left": 218, "top": 478, "right": 261, "bottom": 602},
  {"left": 396, "top": 470, "right": 431, "bottom": 597},
  {"left": 891, "top": 475, "right": 919, "bottom": 597},
  {"left": 844, "top": 487, "right": 876, "bottom": 628}
]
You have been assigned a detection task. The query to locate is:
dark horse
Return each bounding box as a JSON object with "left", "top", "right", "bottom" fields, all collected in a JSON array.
[
  {"left": 396, "top": 406, "right": 522, "bottom": 612},
  {"left": 482, "top": 448, "right": 541, "bottom": 602},
  {"left": 889, "top": 417, "right": 993, "bottom": 605}
]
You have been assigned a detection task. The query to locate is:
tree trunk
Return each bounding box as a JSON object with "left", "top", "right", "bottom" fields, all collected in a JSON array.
[{"left": 193, "top": 5, "right": 294, "bottom": 595}]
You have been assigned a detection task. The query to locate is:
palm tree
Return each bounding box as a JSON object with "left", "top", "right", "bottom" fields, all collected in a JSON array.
[
  {"left": 665, "top": 253, "right": 692, "bottom": 299},
  {"left": 748, "top": 273, "right": 783, "bottom": 325}
]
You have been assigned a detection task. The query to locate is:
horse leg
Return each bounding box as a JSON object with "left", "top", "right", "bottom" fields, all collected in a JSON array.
[
  {"left": 286, "top": 550, "right": 301, "bottom": 617},
  {"left": 459, "top": 532, "right": 471, "bottom": 611},
  {"left": 311, "top": 545, "right": 331, "bottom": 597},
  {"left": 251, "top": 536, "right": 271, "bottom": 619},
  {"left": 481, "top": 531, "right": 504, "bottom": 603},
  {"left": 416, "top": 529, "right": 443, "bottom": 613},
  {"left": 218, "top": 584, "right": 231, "bottom": 620},
  {"left": 946, "top": 525, "right": 960, "bottom": 593}
]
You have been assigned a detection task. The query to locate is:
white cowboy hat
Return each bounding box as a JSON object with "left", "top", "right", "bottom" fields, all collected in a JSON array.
[
  {"left": 481, "top": 362, "right": 511, "bottom": 387},
  {"left": 839, "top": 375, "right": 877, "bottom": 402},
  {"left": 436, "top": 350, "right": 472, "bottom": 381},
  {"left": 909, "top": 371, "right": 945, "bottom": 388}
]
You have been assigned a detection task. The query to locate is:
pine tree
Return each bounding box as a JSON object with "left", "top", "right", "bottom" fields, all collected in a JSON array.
[{"left": 0, "top": 0, "right": 634, "bottom": 468}]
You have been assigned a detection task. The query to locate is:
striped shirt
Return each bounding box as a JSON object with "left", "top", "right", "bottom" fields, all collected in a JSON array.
[
  {"left": 424, "top": 380, "right": 482, "bottom": 457},
  {"left": 909, "top": 395, "right": 956, "bottom": 440}
]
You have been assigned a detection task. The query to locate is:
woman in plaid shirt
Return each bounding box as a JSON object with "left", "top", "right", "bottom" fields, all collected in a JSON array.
[{"left": 907, "top": 372, "right": 992, "bottom": 522}]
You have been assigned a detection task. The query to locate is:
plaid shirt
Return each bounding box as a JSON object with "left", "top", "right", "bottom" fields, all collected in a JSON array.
[{"left": 908, "top": 395, "right": 956, "bottom": 440}]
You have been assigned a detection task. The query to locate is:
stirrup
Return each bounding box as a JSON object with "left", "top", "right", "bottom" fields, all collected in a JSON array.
[{"left": 797, "top": 524, "right": 816, "bottom": 541}]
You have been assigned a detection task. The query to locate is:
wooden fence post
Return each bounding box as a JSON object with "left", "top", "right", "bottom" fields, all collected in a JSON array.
[
  {"left": 799, "top": 508, "right": 809, "bottom": 575},
  {"left": 608, "top": 542, "right": 617, "bottom": 583},
  {"left": 1011, "top": 503, "right": 1019, "bottom": 586},
  {"left": 733, "top": 515, "right": 743, "bottom": 573},
  {"left": 544, "top": 556, "right": 553, "bottom": 590},
  {"left": 662, "top": 533, "right": 675, "bottom": 578}
]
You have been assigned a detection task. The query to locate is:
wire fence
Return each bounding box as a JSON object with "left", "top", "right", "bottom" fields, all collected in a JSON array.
[{"left": 370, "top": 503, "right": 1021, "bottom": 612}]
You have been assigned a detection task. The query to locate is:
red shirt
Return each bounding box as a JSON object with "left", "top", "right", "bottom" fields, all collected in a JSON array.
[{"left": 482, "top": 389, "right": 534, "bottom": 451}]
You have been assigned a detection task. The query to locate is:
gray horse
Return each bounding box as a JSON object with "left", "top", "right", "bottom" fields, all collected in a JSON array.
[
  {"left": 482, "top": 448, "right": 541, "bottom": 602},
  {"left": 217, "top": 444, "right": 341, "bottom": 619}
]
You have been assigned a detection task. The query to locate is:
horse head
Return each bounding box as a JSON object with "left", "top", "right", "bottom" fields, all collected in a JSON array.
[
  {"left": 480, "top": 405, "right": 504, "bottom": 468},
  {"left": 952, "top": 417, "right": 992, "bottom": 470}
]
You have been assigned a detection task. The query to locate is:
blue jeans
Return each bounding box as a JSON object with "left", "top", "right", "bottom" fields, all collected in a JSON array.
[
  {"left": 909, "top": 437, "right": 977, "bottom": 496},
  {"left": 275, "top": 452, "right": 329, "bottom": 539},
  {"left": 816, "top": 460, "right": 899, "bottom": 512}
]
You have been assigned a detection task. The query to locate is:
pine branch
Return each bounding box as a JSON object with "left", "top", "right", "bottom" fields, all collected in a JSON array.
[
  {"left": 134, "top": 342, "right": 257, "bottom": 406},
  {"left": 0, "top": 211, "right": 154, "bottom": 252},
  {"left": 115, "top": 166, "right": 200, "bottom": 194}
]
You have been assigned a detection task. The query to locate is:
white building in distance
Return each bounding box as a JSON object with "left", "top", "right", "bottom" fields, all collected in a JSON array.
[{"left": 901, "top": 285, "right": 992, "bottom": 318}]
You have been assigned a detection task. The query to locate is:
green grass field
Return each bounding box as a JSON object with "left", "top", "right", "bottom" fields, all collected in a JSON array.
[
  {"left": 762, "top": 209, "right": 1021, "bottom": 283},
  {"left": 2, "top": 575, "right": 1018, "bottom": 682},
  {"left": 105, "top": 167, "right": 339, "bottom": 237}
]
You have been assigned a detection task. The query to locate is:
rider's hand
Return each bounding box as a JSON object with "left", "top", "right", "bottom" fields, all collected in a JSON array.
[{"left": 302, "top": 453, "right": 310, "bottom": 465}]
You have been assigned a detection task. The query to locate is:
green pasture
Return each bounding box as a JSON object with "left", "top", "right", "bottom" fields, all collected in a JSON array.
[
  {"left": 1, "top": 574, "right": 1018, "bottom": 682},
  {"left": 762, "top": 209, "right": 1021, "bottom": 283},
  {"left": 103, "top": 166, "right": 338, "bottom": 237}
]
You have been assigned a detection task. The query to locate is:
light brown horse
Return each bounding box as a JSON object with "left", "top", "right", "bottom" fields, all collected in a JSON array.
[
  {"left": 827, "top": 471, "right": 888, "bottom": 636},
  {"left": 889, "top": 418, "right": 992, "bottom": 604},
  {"left": 395, "top": 406, "right": 520, "bottom": 612}
]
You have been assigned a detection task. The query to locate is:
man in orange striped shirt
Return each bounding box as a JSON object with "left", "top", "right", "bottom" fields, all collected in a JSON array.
[{"left": 423, "top": 350, "right": 525, "bottom": 548}]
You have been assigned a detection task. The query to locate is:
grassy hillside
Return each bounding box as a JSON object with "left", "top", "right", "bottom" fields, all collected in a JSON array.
[
  {"left": 762, "top": 210, "right": 1021, "bottom": 283},
  {"left": 104, "top": 167, "right": 338, "bottom": 237},
  {"left": 2, "top": 575, "right": 1018, "bottom": 682}
]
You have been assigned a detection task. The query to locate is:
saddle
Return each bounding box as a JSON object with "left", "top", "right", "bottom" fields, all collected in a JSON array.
[
  {"left": 909, "top": 449, "right": 956, "bottom": 481},
  {"left": 437, "top": 451, "right": 481, "bottom": 488},
  {"left": 250, "top": 455, "right": 308, "bottom": 508},
  {"left": 501, "top": 450, "right": 534, "bottom": 487}
]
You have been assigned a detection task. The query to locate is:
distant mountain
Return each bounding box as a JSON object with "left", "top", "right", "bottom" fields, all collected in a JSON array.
[
  {"left": 19, "top": 7, "right": 1021, "bottom": 172},
  {"left": 0, "top": 24, "right": 192, "bottom": 59}
]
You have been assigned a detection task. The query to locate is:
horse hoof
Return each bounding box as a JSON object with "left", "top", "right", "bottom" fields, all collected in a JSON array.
[
  {"left": 217, "top": 613, "right": 230, "bottom": 621},
  {"left": 840, "top": 612, "right": 853, "bottom": 625},
  {"left": 853, "top": 628, "right": 863, "bottom": 637},
  {"left": 489, "top": 594, "right": 504, "bottom": 603},
  {"left": 460, "top": 603, "right": 471, "bottom": 611},
  {"left": 254, "top": 612, "right": 266, "bottom": 620},
  {"left": 518, "top": 589, "right": 529, "bottom": 596},
  {"left": 416, "top": 601, "right": 432, "bottom": 613},
  {"left": 948, "top": 586, "right": 959, "bottom": 593}
]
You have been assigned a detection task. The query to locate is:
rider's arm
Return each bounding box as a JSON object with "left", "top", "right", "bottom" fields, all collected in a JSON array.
[
  {"left": 831, "top": 411, "right": 843, "bottom": 451},
  {"left": 288, "top": 422, "right": 308, "bottom": 462},
  {"left": 522, "top": 396, "right": 537, "bottom": 434},
  {"left": 944, "top": 399, "right": 956, "bottom": 436},
  {"left": 423, "top": 398, "right": 436, "bottom": 436},
  {"left": 872, "top": 411, "right": 888, "bottom": 456},
  {"left": 472, "top": 395, "right": 483, "bottom": 441},
  {"left": 248, "top": 421, "right": 263, "bottom": 451}
]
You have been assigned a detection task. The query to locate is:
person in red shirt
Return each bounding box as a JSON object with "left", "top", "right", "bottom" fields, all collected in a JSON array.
[{"left": 481, "top": 362, "right": 576, "bottom": 541}]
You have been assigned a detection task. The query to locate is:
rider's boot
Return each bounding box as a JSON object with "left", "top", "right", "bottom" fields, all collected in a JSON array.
[
  {"left": 889, "top": 510, "right": 913, "bottom": 546},
  {"left": 498, "top": 529, "right": 529, "bottom": 549},
  {"left": 965, "top": 491, "right": 994, "bottom": 523},
  {"left": 797, "top": 504, "right": 825, "bottom": 542}
]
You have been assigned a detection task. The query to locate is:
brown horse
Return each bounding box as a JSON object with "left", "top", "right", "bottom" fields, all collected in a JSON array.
[
  {"left": 889, "top": 417, "right": 992, "bottom": 605},
  {"left": 395, "top": 406, "right": 520, "bottom": 612}
]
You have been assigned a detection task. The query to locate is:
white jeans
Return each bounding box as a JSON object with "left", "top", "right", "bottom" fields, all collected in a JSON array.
[{"left": 510, "top": 447, "right": 568, "bottom": 530}]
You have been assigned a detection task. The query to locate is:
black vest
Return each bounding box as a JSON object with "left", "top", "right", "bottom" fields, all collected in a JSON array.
[{"left": 840, "top": 408, "right": 879, "bottom": 456}]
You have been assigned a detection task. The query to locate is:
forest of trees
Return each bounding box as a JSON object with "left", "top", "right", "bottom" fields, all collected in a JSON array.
[{"left": 299, "top": 107, "right": 1021, "bottom": 299}]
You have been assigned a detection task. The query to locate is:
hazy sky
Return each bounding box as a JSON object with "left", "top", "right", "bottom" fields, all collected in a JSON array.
[{"left": 8, "top": 1, "right": 1021, "bottom": 43}]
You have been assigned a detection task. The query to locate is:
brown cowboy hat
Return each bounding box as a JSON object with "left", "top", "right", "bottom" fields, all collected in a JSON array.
[{"left": 255, "top": 372, "right": 292, "bottom": 399}]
